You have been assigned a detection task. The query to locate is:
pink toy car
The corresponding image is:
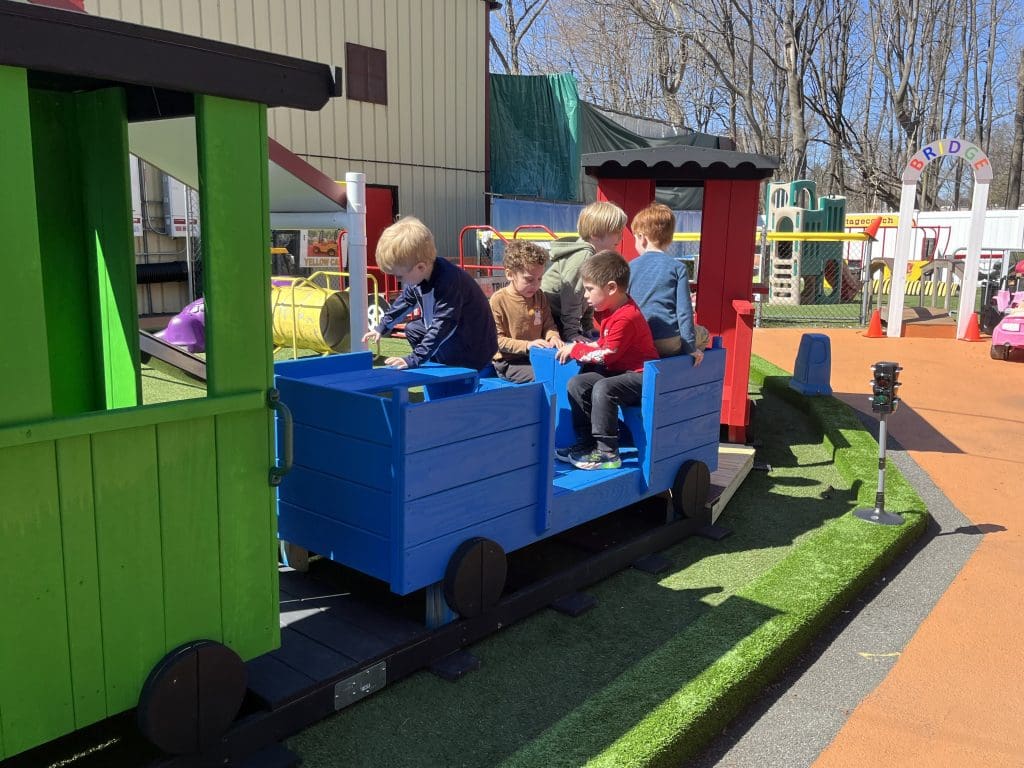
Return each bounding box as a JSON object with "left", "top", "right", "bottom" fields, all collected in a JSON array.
[{"left": 991, "top": 303, "right": 1024, "bottom": 361}]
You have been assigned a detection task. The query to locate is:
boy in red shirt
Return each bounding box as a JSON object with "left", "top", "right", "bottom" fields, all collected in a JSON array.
[{"left": 554, "top": 250, "right": 659, "bottom": 470}]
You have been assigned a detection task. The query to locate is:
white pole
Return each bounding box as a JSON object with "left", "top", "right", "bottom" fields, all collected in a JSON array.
[
  {"left": 887, "top": 183, "right": 918, "bottom": 337},
  {"left": 346, "top": 172, "right": 368, "bottom": 352},
  {"left": 957, "top": 181, "right": 990, "bottom": 338}
]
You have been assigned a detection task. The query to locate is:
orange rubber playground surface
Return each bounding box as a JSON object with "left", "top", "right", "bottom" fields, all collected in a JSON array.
[{"left": 752, "top": 328, "right": 1024, "bottom": 768}]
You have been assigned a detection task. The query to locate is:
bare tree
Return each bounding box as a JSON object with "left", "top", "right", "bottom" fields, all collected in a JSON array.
[
  {"left": 1007, "top": 49, "right": 1024, "bottom": 210},
  {"left": 490, "top": 0, "right": 551, "bottom": 74}
]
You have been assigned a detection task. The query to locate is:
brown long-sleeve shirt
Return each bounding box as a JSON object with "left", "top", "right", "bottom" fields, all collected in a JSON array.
[{"left": 489, "top": 285, "right": 561, "bottom": 361}]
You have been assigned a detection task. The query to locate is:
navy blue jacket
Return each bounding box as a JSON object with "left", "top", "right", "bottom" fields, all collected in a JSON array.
[{"left": 375, "top": 257, "right": 498, "bottom": 369}]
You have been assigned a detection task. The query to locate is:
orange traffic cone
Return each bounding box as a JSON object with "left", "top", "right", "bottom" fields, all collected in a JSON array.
[
  {"left": 962, "top": 311, "right": 984, "bottom": 342},
  {"left": 865, "top": 308, "right": 884, "bottom": 338},
  {"left": 863, "top": 216, "right": 883, "bottom": 240}
]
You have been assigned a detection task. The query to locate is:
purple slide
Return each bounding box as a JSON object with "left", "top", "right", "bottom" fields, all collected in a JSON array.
[{"left": 157, "top": 297, "right": 206, "bottom": 353}]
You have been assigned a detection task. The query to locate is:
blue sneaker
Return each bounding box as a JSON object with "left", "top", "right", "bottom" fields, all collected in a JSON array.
[{"left": 569, "top": 448, "right": 622, "bottom": 470}]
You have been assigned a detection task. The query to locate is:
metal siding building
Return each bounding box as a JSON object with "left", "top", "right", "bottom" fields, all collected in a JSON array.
[{"left": 84, "top": 0, "right": 490, "bottom": 257}]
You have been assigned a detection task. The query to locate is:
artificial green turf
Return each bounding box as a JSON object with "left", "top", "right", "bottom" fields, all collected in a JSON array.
[{"left": 287, "top": 356, "right": 927, "bottom": 768}]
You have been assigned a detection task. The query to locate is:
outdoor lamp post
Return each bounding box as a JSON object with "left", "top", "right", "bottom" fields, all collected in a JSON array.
[{"left": 855, "top": 361, "right": 905, "bottom": 526}]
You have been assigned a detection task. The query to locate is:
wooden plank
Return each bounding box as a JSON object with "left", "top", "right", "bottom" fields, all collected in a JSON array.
[
  {"left": 403, "top": 424, "right": 542, "bottom": 500},
  {"left": 245, "top": 654, "right": 315, "bottom": 709},
  {"left": 285, "top": 602, "right": 394, "bottom": 665},
  {"left": 76, "top": 87, "right": 141, "bottom": 410},
  {"left": 278, "top": 570, "right": 426, "bottom": 645},
  {"left": 291, "top": 423, "right": 392, "bottom": 491},
  {"left": 28, "top": 89, "right": 98, "bottom": 416},
  {"left": 400, "top": 505, "right": 539, "bottom": 594},
  {"left": 196, "top": 95, "right": 273, "bottom": 397},
  {"left": 271, "top": 627, "right": 357, "bottom": 681},
  {"left": 274, "top": 351, "right": 373, "bottom": 380},
  {"left": 91, "top": 427, "right": 165, "bottom": 715},
  {"left": 0, "top": 66, "right": 52, "bottom": 424},
  {"left": 650, "top": 380, "right": 725, "bottom": 428},
  {"left": 157, "top": 418, "right": 224, "bottom": 649},
  {"left": 277, "top": 378, "right": 392, "bottom": 446},
  {"left": 216, "top": 410, "right": 279, "bottom": 661},
  {"left": 0, "top": 391, "right": 265, "bottom": 451},
  {"left": 280, "top": 465, "right": 391, "bottom": 537},
  {"left": 196, "top": 94, "right": 278, "bottom": 661},
  {"left": 55, "top": 436, "right": 107, "bottom": 729},
  {"left": 404, "top": 384, "right": 545, "bottom": 453},
  {"left": 651, "top": 412, "right": 722, "bottom": 463},
  {"left": 0, "top": 443, "right": 73, "bottom": 758},
  {"left": 278, "top": 502, "right": 390, "bottom": 583},
  {"left": 404, "top": 467, "right": 541, "bottom": 547}
]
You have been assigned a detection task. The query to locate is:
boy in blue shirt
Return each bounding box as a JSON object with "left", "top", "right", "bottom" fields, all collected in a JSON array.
[
  {"left": 362, "top": 217, "right": 497, "bottom": 370},
  {"left": 627, "top": 203, "right": 704, "bottom": 366}
]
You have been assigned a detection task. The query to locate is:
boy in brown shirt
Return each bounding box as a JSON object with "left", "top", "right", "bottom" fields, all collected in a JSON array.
[{"left": 490, "top": 240, "right": 564, "bottom": 382}]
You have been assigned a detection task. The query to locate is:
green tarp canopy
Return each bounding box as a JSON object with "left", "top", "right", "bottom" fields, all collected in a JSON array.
[{"left": 489, "top": 73, "right": 733, "bottom": 207}]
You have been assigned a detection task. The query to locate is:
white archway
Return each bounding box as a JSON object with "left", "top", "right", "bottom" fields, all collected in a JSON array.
[{"left": 888, "top": 138, "right": 992, "bottom": 339}]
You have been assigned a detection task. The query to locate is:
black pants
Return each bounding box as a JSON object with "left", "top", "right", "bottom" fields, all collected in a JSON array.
[
  {"left": 567, "top": 369, "right": 644, "bottom": 453},
  {"left": 403, "top": 318, "right": 491, "bottom": 370},
  {"left": 493, "top": 359, "right": 535, "bottom": 383}
]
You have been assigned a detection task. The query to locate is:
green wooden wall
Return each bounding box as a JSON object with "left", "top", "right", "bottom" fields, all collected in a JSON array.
[{"left": 0, "top": 72, "right": 278, "bottom": 760}]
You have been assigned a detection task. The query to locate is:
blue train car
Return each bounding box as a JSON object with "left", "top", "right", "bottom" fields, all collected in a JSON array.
[{"left": 274, "top": 340, "right": 724, "bottom": 620}]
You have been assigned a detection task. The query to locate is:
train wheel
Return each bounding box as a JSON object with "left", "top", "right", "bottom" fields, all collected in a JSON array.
[
  {"left": 443, "top": 537, "right": 507, "bottom": 618},
  {"left": 671, "top": 460, "right": 711, "bottom": 522},
  {"left": 137, "top": 640, "right": 247, "bottom": 755}
]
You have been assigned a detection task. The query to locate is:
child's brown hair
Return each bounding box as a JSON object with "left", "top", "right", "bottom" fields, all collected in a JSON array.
[
  {"left": 503, "top": 240, "right": 548, "bottom": 275},
  {"left": 631, "top": 202, "right": 675, "bottom": 249},
  {"left": 580, "top": 249, "right": 630, "bottom": 290},
  {"left": 375, "top": 216, "right": 437, "bottom": 272}
]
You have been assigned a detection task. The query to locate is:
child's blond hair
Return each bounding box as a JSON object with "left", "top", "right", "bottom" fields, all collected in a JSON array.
[
  {"left": 503, "top": 240, "right": 548, "bottom": 275},
  {"left": 577, "top": 201, "right": 628, "bottom": 242},
  {"left": 631, "top": 203, "right": 675, "bottom": 248},
  {"left": 375, "top": 217, "right": 437, "bottom": 272},
  {"left": 580, "top": 249, "right": 630, "bottom": 290}
]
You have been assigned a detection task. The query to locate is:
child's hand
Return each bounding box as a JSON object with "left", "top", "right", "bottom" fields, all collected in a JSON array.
[
  {"left": 527, "top": 339, "right": 552, "bottom": 349},
  {"left": 551, "top": 337, "right": 566, "bottom": 349},
  {"left": 362, "top": 329, "right": 382, "bottom": 344},
  {"left": 555, "top": 343, "right": 575, "bottom": 363},
  {"left": 691, "top": 349, "right": 704, "bottom": 367},
  {"left": 385, "top": 356, "right": 409, "bottom": 369}
]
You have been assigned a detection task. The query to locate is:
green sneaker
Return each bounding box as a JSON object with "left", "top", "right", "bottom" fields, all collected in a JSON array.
[{"left": 569, "top": 448, "right": 622, "bottom": 470}]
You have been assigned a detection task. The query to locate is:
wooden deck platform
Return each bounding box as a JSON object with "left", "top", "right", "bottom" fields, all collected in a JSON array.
[{"left": 8, "top": 444, "right": 755, "bottom": 768}]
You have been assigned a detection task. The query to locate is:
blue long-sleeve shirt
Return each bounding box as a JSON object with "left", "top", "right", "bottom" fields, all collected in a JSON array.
[
  {"left": 374, "top": 256, "right": 498, "bottom": 369},
  {"left": 628, "top": 250, "right": 697, "bottom": 353}
]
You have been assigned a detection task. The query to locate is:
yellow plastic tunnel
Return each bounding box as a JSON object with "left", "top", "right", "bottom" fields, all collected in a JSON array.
[{"left": 270, "top": 284, "right": 351, "bottom": 353}]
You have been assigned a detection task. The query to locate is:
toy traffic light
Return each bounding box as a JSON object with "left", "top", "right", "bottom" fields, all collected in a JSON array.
[
  {"left": 855, "top": 360, "right": 906, "bottom": 527},
  {"left": 870, "top": 361, "right": 901, "bottom": 414}
]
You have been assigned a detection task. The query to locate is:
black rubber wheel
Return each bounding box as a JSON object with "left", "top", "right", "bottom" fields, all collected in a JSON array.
[
  {"left": 137, "top": 640, "right": 247, "bottom": 755},
  {"left": 671, "top": 460, "right": 711, "bottom": 522},
  {"left": 990, "top": 344, "right": 1009, "bottom": 361},
  {"left": 443, "top": 537, "right": 507, "bottom": 618}
]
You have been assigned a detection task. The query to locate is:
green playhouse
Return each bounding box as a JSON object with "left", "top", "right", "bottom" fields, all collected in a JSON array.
[
  {"left": 0, "top": 2, "right": 335, "bottom": 758},
  {"left": 766, "top": 179, "right": 854, "bottom": 305}
]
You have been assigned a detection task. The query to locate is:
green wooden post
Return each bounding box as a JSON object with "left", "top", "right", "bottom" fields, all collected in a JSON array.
[
  {"left": 196, "top": 95, "right": 279, "bottom": 659},
  {"left": 29, "top": 89, "right": 98, "bottom": 415},
  {"left": 0, "top": 66, "right": 76, "bottom": 760},
  {"left": 0, "top": 66, "right": 53, "bottom": 423},
  {"left": 77, "top": 88, "right": 141, "bottom": 410}
]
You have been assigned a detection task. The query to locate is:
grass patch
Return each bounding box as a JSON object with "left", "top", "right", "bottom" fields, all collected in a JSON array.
[{"left": 288, "top": 356, "right": 927, "bottom": 768}]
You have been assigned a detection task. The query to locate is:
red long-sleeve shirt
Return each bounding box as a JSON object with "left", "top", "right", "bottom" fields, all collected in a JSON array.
[{"left": 569, "top": 297, "right": 659, "bottom": 372}]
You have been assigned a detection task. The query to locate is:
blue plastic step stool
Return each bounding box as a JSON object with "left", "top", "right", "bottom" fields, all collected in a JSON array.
[{"left": 790, "top": 333, "right": 832, "bottom": 396}]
